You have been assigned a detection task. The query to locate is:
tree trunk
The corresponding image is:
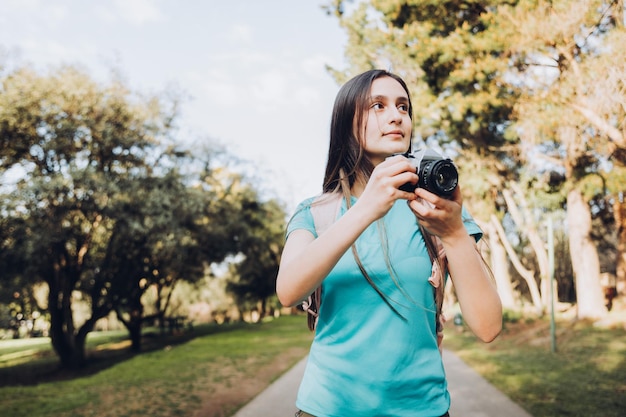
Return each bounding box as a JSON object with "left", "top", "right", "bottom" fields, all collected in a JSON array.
[
  {"left": 126, "top": 305, "right": 144, "bottom": 352},
  {"left": 502, "top": 185, "right": 552, "bottom": 310},
  {"left": 613, "top": 193, "right": 626, "bottom": 296},
  {"left": 484, "top": 220, "right": 517, "bottom": 310},
  {"left": 128, "top": 320, "right": 143, "bottom": 352},
  {"left": 491, "top": 214, "right": 543, "bottom": 314},
  {"left": 567, "top": 189, "right": 607, "bottom": 319},
  {"left": 48, "top": 281, "right": 87, "bottom": 369}
]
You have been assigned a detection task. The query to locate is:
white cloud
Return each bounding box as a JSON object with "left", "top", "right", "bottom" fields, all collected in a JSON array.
[
  {"left": 250, "top": 70, "right": 289, "bottom": 109},
  {"left": 0, "top": 0, "right": 43, "bottom": 13},
  {"left": 229, "top": 23, "right": 253, "bottom": 44},
  {"left": 111, "top": 0, "right": 163, "bottom": 25},
  {"left": 9, "top": 38, "right": 100, "bottom": 74},
  {"left": 200, "top": 78, "right": 242, "bottom": 108},
  {"left": 300, "top": 53, "right": 335, "bottom": 78},
  {"left": 294, "top": 85, "right": 322, "bottom": 106},
  {"left": 0, "top": 0, "right": 69, "bottom": 30},
  {"left": 206, "top": 50, "right": 269, "bottom": 68},
  {"left": 20, "top": 38, "right": 74, "bottom": 61}
]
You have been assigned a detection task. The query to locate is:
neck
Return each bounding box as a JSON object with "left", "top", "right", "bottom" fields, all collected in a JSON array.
[{"left": 350, "top": 177, "right": 367, "bottom": 198}]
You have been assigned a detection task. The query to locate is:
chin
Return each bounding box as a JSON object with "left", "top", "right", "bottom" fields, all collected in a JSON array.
[{"left": 392, "top": 145, "right": 410, "bottom": 155}]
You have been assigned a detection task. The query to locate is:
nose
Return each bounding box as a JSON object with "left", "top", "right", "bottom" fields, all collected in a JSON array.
[{"left": 388, "top": 106, "right": 402, "bottom": 124}]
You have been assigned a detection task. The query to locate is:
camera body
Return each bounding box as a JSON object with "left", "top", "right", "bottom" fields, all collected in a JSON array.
[{"left": 396, "top": 148, "right": 459, "bottom": 197}]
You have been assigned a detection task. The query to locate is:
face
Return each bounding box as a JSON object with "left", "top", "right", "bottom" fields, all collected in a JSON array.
[{"left": 360, "top": 76, "right": 412, "bottom": 165}]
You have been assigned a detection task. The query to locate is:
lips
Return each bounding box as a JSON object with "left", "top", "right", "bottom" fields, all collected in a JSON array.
[{"left": 384, "top": 130, "right": 404, "bottom": 137}]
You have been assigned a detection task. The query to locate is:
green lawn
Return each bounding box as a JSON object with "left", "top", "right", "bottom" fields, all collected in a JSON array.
[
  {"left": 444, "top": 317, "right": 626, "bottom": 417},
  {"left": 0, "top": 316, "right": 313, "bottom": 417},
  {"left": 0, "top": 314, "right": 624, "bottom": 417}
]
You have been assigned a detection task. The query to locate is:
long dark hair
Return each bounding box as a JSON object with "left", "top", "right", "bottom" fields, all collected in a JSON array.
[
  {"left": 323, "top": 69, "right": 414, "bottom": 193},
  {"left": 311, "top": 70, "right": 425, "bottom": 325},
  {"left": 303, "top": 70, "right": 487, "bottom": 331}
]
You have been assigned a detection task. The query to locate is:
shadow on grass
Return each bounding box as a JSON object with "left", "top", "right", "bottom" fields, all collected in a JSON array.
[{"left": 0, "top": 321, "right": 254, "bottom": 388}]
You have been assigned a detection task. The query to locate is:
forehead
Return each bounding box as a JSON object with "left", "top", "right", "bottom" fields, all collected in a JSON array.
[{"left": 369, "top": 76, "right": 408, "bottom": 99}]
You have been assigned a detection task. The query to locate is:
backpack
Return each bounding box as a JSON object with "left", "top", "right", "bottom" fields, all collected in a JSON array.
[{"left": 301, "top": 193, "right": 448, "bottom": 349}]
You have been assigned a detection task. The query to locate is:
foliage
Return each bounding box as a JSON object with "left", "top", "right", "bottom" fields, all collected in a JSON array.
[
  {"left": 326, "top": 0, "right": 523, "bottom": 219},
  {"left": 0, "top": 65, "right": 287, "bottom": 367},
  {"left": 508, "top": 0, "right": 626, "bottom": 190},
  {"left": 226, "top": 195, "right": 287, "bottom": 316},
  {"left": 325, "top": 0, "right": 626, "bottom": 317},
  {"left": 503, "top": 0, "right": 625, "bottom": 318},
  {"left": 0, "top": 65, "right": 171, "bottom": 366}
]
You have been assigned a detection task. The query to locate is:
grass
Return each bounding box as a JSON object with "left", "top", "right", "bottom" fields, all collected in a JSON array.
[
  {"left": 443, "top": 316, "right": 626, "bottom": 417},
  {"left": 1, "top": 312, "right": 624, "bottom": 417},
  {"left": 0, "top": 316, "right": 314, "bottom": 417}
]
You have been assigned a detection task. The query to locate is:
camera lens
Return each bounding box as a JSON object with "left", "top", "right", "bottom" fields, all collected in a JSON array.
[{"left": 419, "top": 160, "right": 458, "bottom": 197}]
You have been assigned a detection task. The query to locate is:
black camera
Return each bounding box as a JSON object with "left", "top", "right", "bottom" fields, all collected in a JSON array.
[{"left": 396, "top": 149, "right": 458, "bottom": 197}]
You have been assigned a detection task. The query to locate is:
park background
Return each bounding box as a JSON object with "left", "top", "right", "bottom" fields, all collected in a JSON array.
[{"left": 1, "top": 1, "right": 625, "bottom": 416}]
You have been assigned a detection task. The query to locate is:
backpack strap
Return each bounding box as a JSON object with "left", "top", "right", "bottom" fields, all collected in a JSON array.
[
  {"left": 421, "top": 227, "right": 448, "bottom": 352},
  {"left": 311, "top": 193, "right": 342, "bottom": 236},
  {"left": 302, "top": 193, "right": 342, "bottom": 331}
]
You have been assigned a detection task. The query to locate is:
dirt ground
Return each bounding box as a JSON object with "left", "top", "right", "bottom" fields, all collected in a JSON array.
[{"left": 191, "top": 347, "right": 307, "bottom": 417}]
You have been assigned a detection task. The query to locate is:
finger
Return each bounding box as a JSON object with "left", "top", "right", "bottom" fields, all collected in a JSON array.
[
  {"left": 449, "top": 184, "right": 463, "bottom": 204},
  {"left": 408, "top": 197, "right": 433, "bottom": 217},
  {"left": 414, "top": 188, "right": 443, "bottom": 209}
]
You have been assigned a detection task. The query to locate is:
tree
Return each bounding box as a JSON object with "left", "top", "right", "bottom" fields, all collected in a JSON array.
[
  {"left": 326, "top": 0, "right": 626, "bottom": 319},
  {"left": 0, "top": 66, "right": 169, "bottom": 367},
  {"left": 104, "top": 160, "right": 242, "bottom": 351},
  {"left": 0, "top": 63, "right": 284, "bottom": 362},
  {"left": 325, "top": 0, "right": 524, "bottom": 307},
  {"left": 226, "top": 194, "right": 287, "bottom": 318},
  {"left": 504, "top": 0, "right": 626, "bottom": 318},
  {"left": 0, "top": 65, "right": 246, "bottom": 366}
]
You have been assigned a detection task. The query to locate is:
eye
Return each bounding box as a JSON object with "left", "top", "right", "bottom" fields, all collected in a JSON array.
[
  {"left": 371, "top": 102, "right": 384, "bottom": 110},
  {"left": 398, "top": 103, "right": 409, "bottom": 112}
]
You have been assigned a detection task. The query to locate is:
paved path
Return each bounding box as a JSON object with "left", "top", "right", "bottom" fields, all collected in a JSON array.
[{"left": 232, "top": 349, "right": 533, "bottom": 417}]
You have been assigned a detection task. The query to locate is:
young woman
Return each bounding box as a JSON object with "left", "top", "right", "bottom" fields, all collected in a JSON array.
[{"left": 276, "top": 69, "right": 502, "bottom": 417}]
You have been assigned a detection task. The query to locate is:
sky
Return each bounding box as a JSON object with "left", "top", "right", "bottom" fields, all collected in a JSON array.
[{"left": 0, "top": 0, "right": 348, "bottom": 212}]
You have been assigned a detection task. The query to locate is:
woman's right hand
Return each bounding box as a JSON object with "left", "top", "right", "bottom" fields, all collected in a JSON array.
[{"left": 353, "top": 155, "right": 418, "bottom": 221}]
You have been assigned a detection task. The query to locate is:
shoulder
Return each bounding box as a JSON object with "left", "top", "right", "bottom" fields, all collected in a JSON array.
[
  {"left": 294, "top": 196, "right": 317, "bottom": 212},
  {"left": 286, "top": 196, "right": 318, "bottom": 238},
  {"left": 287, "top": 193, "right": 343, "bottom": 238}
]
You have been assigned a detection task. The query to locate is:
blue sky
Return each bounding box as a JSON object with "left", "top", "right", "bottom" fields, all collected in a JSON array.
[{"left": 0, "top": 0, "right": 347, "bottom": 211}]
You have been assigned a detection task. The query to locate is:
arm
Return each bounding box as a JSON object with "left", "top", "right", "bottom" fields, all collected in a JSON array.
[
  {"left": 276, "top": 156, "right": 419, "bottom": 307},
  {"left": 276, "top": 203, "right": 374, "bottom": 307},
  {"left": 409, "top": 187, "right": 502, "bottom": 343},
  {"left": 441, "top": 229, "right": 502, "bottom": 342}
]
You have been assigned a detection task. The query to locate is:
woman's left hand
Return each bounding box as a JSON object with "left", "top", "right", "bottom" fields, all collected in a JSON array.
[{"left": 407, "top": 185, "right": 465, "bottom": 241}]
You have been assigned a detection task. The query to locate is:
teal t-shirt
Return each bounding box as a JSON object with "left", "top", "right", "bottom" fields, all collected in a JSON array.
[{"left": 287, "top": 196, "right": 482, "bottom": 417}]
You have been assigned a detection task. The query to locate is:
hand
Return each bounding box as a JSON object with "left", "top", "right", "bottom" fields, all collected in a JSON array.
[
  {"left": 408, "top": 185, "right": 466, "bottom": 240},
  {"left": 354, "top": 155, "right": 419, "bottom": 222}
]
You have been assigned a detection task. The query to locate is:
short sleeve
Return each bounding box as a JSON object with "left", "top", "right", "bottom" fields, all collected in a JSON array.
[
  {"left": 461, "top": 206, "right": 483, "bottom": 242},
  {"left": 286, "top": 197, "right": 317, "bottom": 240}
]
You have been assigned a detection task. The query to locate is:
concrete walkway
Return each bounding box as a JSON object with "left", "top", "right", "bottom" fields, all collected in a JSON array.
[{"left": 232, "top": 349, "right": 533, "bottom": 417}]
